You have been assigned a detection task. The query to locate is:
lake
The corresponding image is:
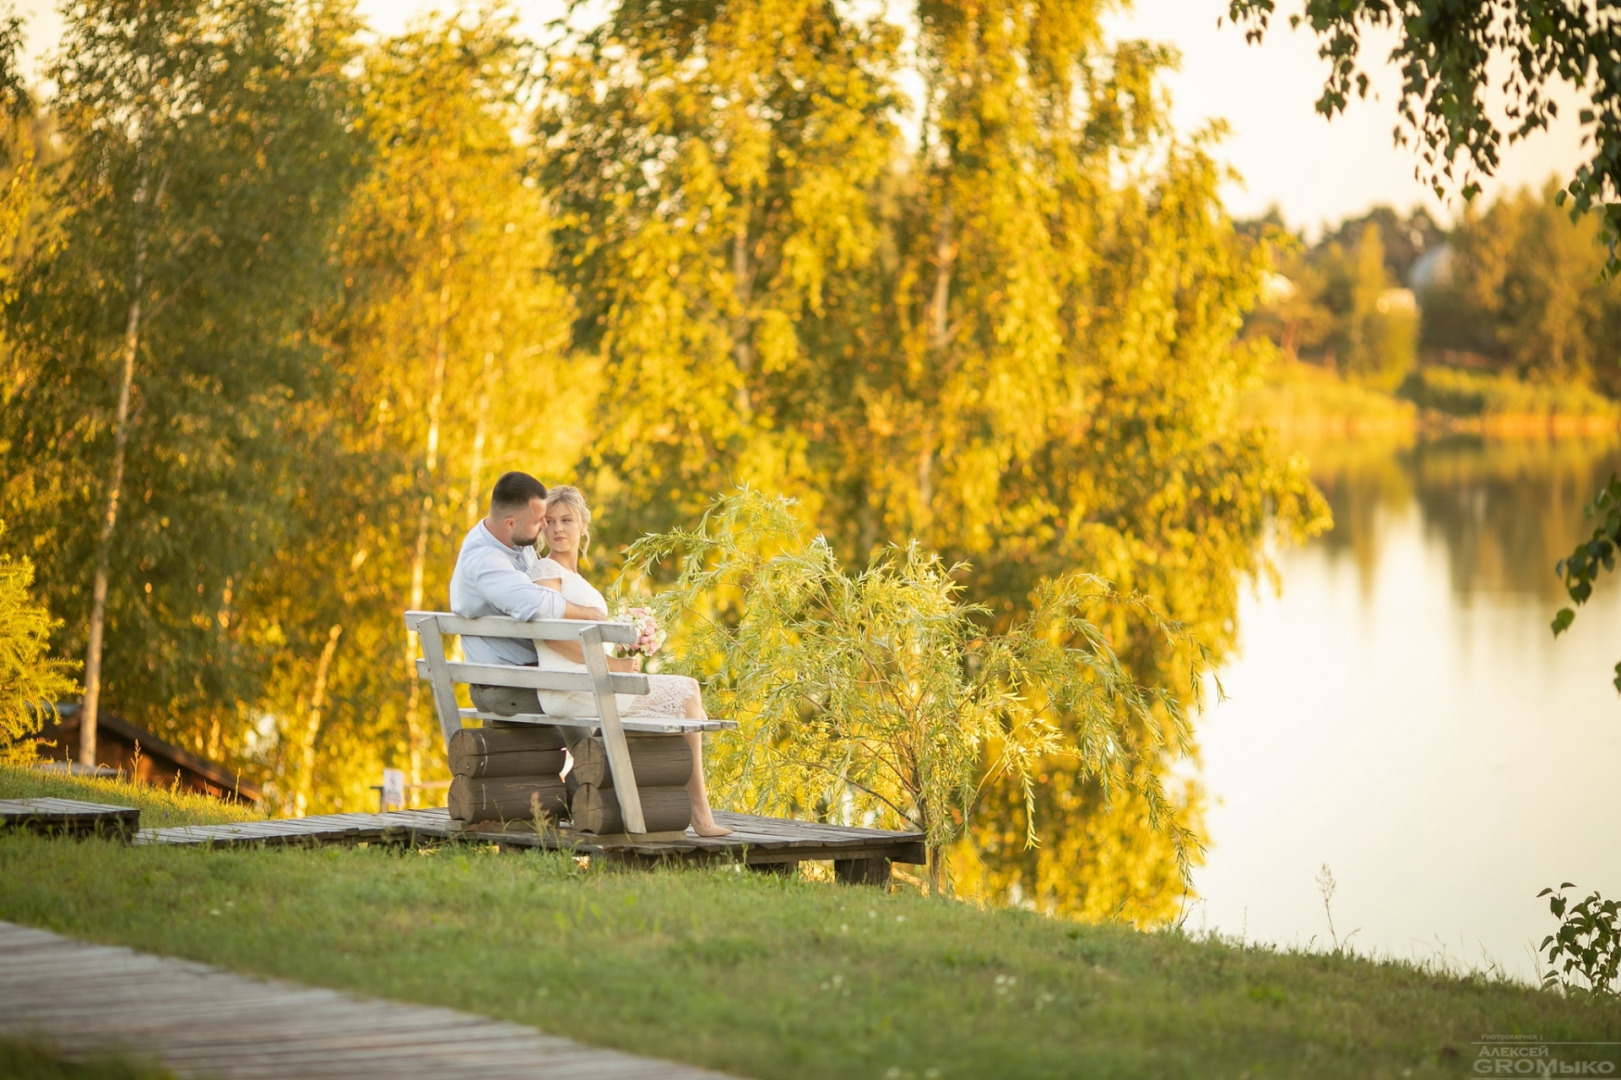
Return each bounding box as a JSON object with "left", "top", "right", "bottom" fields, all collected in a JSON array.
[{"left": 1192, "top": 435, "right": 1621, "bottom": 982}]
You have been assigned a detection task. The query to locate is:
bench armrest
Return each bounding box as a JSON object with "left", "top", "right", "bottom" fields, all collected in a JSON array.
[{"left": 404, "top": 610, "right": 639, "bottom": 646}]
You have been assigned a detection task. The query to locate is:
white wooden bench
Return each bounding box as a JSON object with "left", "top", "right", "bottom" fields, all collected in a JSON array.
[{"left": 403, "top": 610, "right": 735, "bottom": 836}]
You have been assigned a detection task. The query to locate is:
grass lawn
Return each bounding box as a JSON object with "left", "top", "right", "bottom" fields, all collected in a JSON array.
[
  {"left": 1, "top": 770, "right": 1617, "bottom": 1079},
  {"left": 0, "top": 1039, "right": 175, "bottom": 1080},
  {"left": 0, "top": 763, "right": 262, "bottom": 829}
]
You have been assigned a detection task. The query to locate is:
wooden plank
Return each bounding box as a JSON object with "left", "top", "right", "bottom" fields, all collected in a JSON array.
[
  {"left": 415, "top": 657, "right": 650, "bottom": 697},
  {"left": 405, "top": 610, "right": 639, "bottom": 646},
  {"left": 0, "top": 921, "right": 733, "bottom": 1080},
  {"left": 128, "top": 805, "right": 929, "bottom": 864},
  {"left": 459, "top": 708, "right": 734, "bottom": 734},
  {"left": 413, "top": 614, "right": 467, "bottom": 753},
  {"left": 0, "top": 797, "right": 139, "bottom": 839},
  {"left": 578, "top": 623, "right": 646, "bottom": 835}
]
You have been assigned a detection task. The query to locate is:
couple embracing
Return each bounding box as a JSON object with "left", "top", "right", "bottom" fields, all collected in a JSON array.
[{"left": 448, "top": 471, "right": 732, "bottom": 837}]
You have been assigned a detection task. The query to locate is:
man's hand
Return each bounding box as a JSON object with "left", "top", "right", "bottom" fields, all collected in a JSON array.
[{"left": 563, "top": 600, "right": 608, "bottom": 622}]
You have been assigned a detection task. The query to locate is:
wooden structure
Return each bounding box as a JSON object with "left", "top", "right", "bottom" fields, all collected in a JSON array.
[
  {"left": 405, "top": 610, "right": 733, "bottom": 837},
  {"left": 0, "top": 797, "right": 139, "bottom": 840},
  {"left": 138, "top": 806, "right": 925, "bottom": 882},
  {"left": 0, "top": 920, "right": 732, "bottom": 1080},
  {"left": 35, "top": 704, "right": 262, "bottom": 805}
]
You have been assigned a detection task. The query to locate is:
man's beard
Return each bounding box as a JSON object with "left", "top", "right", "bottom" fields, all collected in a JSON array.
[{"left": 513, "top": 530, "right": 541, "bottom": 549}]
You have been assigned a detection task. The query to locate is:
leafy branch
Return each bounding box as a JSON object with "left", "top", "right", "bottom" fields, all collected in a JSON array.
[
  {"left": 1551, "top": 474, "right": 1621, "bottom": 690},
  {"left": 1539, "top": 883, "right": 1621, "bottom": 995}
]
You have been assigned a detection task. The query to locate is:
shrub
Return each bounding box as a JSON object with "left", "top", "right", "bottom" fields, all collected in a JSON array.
[
  {"left": 1539, "top": 883, "right": 1620, "bottom": 995},
  {"left": 622, "top": 491, "right": 1205, "bottom": 891},
  {"left": 0, "top": 522, "right": 79, "bottom": 763}
]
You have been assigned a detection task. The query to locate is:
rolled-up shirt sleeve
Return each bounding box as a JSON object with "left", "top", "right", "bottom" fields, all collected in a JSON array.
[{"left": 469, "top": 552, "right": 567, "bottom": 621}]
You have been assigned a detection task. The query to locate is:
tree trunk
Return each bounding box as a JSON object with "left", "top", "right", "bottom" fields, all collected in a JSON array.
[
  {"left": 292, "top": 623, "right": 342, "bottom": 817},
  {"left": 466, "top": 349, "right": 493, "bottom": 524},
  {"left": 401, "top": 203, "right": 454, "bottom": 796},
  {"left": 81, "top": 176, "right": 156, "bottom": 767},
  {"left": 732, "top": 211, "right": 754, "bottom": 414},
  {"left": 915, "top": 199, "right": 954, "bottom": 530},
  {"left": 928, "top": 201, "right": 954, "bottom": 352}
]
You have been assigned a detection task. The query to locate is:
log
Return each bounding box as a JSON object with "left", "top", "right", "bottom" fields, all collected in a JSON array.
[
  {"left": 447, "top": 776, "right": 568, "bottom": 825},
  {"left": 489, "top": 718, "right": 568, "bottom": 741},
  {"left": 834, "top": 856, "right": 892, "bottom": 886},
  {"left": 570, "top": 783, "right": 692, "bottom": 835},
  {"left": 448, "top": 727, "right": 566, "bottom": 779},
  {"left": 569, "top": 734, "right": 692, "bottom": 789}
]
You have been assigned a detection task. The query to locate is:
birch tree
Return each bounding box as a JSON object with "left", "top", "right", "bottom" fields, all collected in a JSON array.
[
  {"left": 305, "top": 11, "right": 580, "bottom": 795},
  {"left": 0, "top": 0, "right": 361, "bottom": 762}
]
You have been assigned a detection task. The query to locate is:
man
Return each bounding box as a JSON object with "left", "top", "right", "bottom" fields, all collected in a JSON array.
[{"left": 450, "top": 471, "right": 607, "bottom": 716}]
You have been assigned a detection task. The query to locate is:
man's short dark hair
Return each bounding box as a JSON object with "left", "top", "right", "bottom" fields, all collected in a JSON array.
[{"left": 490, "top": 471, "right": 548, "bottom": 514}]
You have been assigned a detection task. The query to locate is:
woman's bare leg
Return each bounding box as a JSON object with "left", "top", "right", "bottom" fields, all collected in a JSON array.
[{"left": 684, "top": 692, "right": 731, "bottom": 837}]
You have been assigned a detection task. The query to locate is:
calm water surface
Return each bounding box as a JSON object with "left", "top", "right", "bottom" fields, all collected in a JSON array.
[{"left": 1193, "top": 436, "right": 1621, "bottom": 982}]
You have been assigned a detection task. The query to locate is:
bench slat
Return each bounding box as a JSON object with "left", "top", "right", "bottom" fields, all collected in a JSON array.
[
  {"left": 458, "top": 709, "right": 736, "bottom": 735},
  {"left": 414, "top": 615, "right": 466, "bottom": 750},
  {"left": 404, "top": 610, "right": 638, "bottom": 645},
  {"left": 413, "top": 658, "right": 649, "bottom": 696}
]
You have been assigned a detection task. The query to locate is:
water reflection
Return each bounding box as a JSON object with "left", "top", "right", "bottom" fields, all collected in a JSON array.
[
  {"left": 1310, "top": 434, "right": 1621, "bottom": 601},
  {"left": 1193, "top": 435, "right": 1621, "bottom": 982}
]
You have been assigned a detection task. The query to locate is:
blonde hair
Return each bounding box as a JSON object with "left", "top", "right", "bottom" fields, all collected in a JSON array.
[{"left": 544, "top": 485, "right": 592, "bottom": 559}]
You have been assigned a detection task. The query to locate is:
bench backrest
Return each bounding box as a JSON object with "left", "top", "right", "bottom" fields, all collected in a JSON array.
[{"left": 404, "top": 610, "right": 653, "bottom": 833}]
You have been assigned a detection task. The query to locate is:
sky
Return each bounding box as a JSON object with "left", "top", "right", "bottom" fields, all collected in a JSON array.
[{"left": 13, "top": 0, "right": 1593, "bottom": 237}]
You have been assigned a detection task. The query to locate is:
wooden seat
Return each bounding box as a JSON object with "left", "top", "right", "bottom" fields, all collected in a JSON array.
[{"left": 404, "top": 610, "right": 736, "bottom": 836}]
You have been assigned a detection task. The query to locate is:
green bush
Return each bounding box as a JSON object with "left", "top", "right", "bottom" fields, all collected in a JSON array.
[
  {"left": 1401, "top": 366, "right": 1621, "bottom": 421},
  {"left": 0, "top": 522, "right": 79, "bottom": 763}
]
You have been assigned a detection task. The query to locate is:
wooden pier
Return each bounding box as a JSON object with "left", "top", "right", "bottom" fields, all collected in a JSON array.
[
  {"left": 0, "top": 921, "right": 734, "bottom": 1079},
  {"left": 0, "top": 797, "right": 140, "bottom": 840},
  {"left": 138, "top": 807, "right": 926, "bottom": 882}
]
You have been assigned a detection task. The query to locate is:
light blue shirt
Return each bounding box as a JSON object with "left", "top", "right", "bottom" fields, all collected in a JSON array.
[{"left": 448, "top": 521, "right": 567, "bottom": 666}]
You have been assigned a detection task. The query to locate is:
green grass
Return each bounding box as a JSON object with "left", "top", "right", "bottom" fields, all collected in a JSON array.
[
  {"left": 0, "top": 1040, "right": 175, "bottom": 1080},
  {"left": 0, "top": 763, "right": 263, "bottom": 829},
  {"left": 2, "top": 833, "right": 1617, "bottom": 1080},
  {"left": 2, "top": 769, "right": 1616, "bottom": 1079}
]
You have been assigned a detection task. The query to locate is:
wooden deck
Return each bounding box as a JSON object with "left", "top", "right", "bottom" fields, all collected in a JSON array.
[
  {"left": 0, "top": 920, "right": 735, "bottom": 1079},
  {"left": 138, "top": 807, "right": 926, "bottom": 877},
  {"left": 0, "top": 797, "right": 139, "bottom": 840}
]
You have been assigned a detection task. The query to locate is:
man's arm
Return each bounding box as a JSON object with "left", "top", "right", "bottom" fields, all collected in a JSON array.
[
  {"left": 564, "top": 599, "right": 609, "bottom": 621},
  {"left": 470, "top": 557, "right": 571, "bottom": 622},
  {"left": 531, "top": 577, "right": 608, "bottom": 661}
]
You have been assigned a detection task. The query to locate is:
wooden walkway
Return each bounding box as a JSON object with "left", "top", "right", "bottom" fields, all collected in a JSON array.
[
  {"left": 0, "top": 797, "right": 139, "bottom": 840},
  {"left": 139, "top": 807, "right": 926, "bottom": 877},
  {"left": 0, "top": 921, "right": 735, "bottom": 1079}
]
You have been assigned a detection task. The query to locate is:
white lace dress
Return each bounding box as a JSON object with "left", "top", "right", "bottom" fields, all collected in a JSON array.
[{"left": 527, "top": 557, "right": 701, "bottom": 719}]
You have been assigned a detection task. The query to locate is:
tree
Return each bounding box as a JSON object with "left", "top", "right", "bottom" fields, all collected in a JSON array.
[
  {"left": 537, "top": 0, "right": 901, "bottom": 539},
  {"left": 245, "top": 10, "right": 584, "bottom": 808},
  {"left": 1225, "top": 0, "right": 1621, "bottom": 263},
  {"left": 1422, "top": 183, "right": 1609, "bottom": 385},
  {"left": 0, "top": 0, "right": 362, "bottom": 763},
  {"left": 624, "top": 491, "right": 1205, "bottom": 892},
  {"left": 546, "top": 0, "right": 1327, "bottom": 918}
]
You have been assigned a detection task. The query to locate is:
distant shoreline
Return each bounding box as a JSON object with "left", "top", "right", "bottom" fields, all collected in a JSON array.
[{"left": 1240, "top": 361, "right": 1621, "bottom": 440}]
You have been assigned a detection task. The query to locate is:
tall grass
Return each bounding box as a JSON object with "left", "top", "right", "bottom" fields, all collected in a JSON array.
[{"left": 0, "top": 764, "right": 262, "bottom": 829}]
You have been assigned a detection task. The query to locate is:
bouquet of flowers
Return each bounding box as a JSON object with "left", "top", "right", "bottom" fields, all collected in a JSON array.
[{"left": 612, "top": 605, "right": 665, "bottom": 658}]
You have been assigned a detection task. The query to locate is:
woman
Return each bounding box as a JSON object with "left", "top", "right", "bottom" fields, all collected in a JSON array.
[{"left": 528, "top": 486, "right": 732, "bottom": 837}]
